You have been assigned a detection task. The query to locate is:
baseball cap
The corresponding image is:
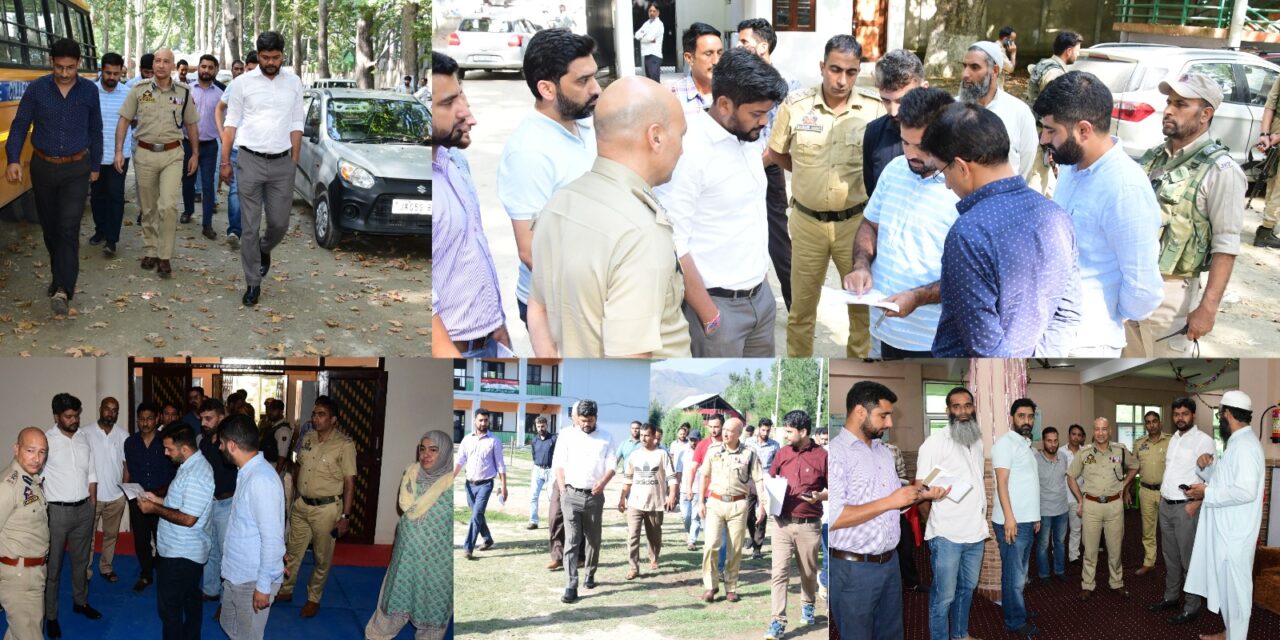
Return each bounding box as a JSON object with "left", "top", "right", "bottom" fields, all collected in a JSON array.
[{"left": 1158, "top": 72, "right": 1223, "bottom": 110}]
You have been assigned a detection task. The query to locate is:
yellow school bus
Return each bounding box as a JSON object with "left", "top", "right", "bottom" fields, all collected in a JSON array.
[{"left": 0, "top": 0, "right": 97, "bottom": 218}]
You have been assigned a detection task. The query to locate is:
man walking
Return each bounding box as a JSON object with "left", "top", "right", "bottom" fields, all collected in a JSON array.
[
  {"left": 219, "top": 31, "right": 305, "bottom": 306},
  {"left": 992, "top": 399, "right": 1042, "bottom": 637},
  {"left": 553, "top": 400, "right": 616, "bottom": 604},
  {"left": 747, "top": 418, "right": 780, "bottom": 560},
  {"left": 618, "top": 424, "right": 676, "bottom": 579},
  {"left": 764, "top": 410, "right": 827, "bottom": 640},
  {"left": 43, "top": 393, "right": 103, "bottom": 638},
  {"left": 698, "top": 417, "right": 765, "bottom": 603},
  {"left": 84, "top": 397, "right": 127, "bottom": 584},
  {"left": 89, "top": 52, "right": 132, "bottom": 257},
  {"left": 183, "top": 54, "right": 224, "bottom": 241},
  {"left": 454, "top": 408, "right": 507, "bottom": 561},
  {"left": 528, "top": 417, "right": 555, "bottom": 530}
]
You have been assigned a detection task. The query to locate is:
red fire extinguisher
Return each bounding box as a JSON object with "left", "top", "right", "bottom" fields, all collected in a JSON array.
[{"left": 1270, "top": 407, "right": 1280, "bottom": 443}]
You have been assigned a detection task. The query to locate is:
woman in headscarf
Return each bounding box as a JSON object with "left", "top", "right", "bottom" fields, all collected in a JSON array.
[{"left": 366, "top": 430, "right": 453, "bottom": 640}]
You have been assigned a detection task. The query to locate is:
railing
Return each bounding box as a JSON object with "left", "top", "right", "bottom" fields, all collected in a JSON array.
[
  {"left": 1115, "top": 0, "right": 1234, "bottom": 29},
  {"left": 479, "top": 377, "right": 520, "bottom": 394},
  {"left": 1245, "top": 3, "right": 1280, "bottom": 33},
  {"left": 453, "top": 376, "right": 473, "bottom": 391},
  {"left": 526, "top": 381, "right": 562, "bottom": 396}
]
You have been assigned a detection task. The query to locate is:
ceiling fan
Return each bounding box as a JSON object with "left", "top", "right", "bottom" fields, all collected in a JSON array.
[{"left": 1033, "top": 359, "right": 1074, "bottom": 370}]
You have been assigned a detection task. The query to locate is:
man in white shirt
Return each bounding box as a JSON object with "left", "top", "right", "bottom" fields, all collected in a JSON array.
[
  {"left": 1062, "top": 423, "right": 1086, "bottom": 562},
  {"left": 635, "top": 3, "right": 664, "bottom": 83},
  {"left": 1150, "top": 397, "right": 1219, "bottom": 625},
  {"left": 43, "top": 393, "right": 102, "bottom": 638},
  {"left": 656, "top": 48, "right": 788, "bottom": 357},
  {"left": 960, "top": 41, "right": 1038, "bottom": 181},
  {"left": 83, "top": 396, "right": 127, "bottom": 584},
  {"left": 219, "top": 31, "right": 305, "bottom": 307},
  {"left": 914, "top": 387, "right": 987, "bottom": 640},
  {"left": 552, "top": 399, "right": 617, "bottom": 604}
]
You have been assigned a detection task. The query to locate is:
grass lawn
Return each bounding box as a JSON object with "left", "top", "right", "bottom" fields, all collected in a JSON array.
[{"left": 453, "top": 456, "right": 829, "bottom": 640}]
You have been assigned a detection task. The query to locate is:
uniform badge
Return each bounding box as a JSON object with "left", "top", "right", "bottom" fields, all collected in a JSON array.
[
  {"left": 140, "top": 90, "right": 155, "bottom": 103},
  {"left": 1085, "top": 454, "right": 1095, "bottom": 464},
  {"left": 796, "top": 110, "right": 823, "bottom": 133},
  {"left": 22, "top": 486, "right": 37, "bottom": 506}
]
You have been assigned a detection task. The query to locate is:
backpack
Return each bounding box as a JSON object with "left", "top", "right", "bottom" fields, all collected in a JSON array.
[{"left": 1027, "top": 58, "right": 1066, "bottom": 104}]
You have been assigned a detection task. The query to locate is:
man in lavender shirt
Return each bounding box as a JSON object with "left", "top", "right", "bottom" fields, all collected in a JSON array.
[
  {"left": 454, "top": 408, "right": 508, "bottom": 561},
  {"left": 830, "top": 381, "right": 947, "bottom": 640}
]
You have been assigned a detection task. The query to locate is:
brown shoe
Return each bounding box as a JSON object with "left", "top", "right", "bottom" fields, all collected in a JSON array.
[
  {"left": 725, "top": 592, "right": 741, "bottom": 603},
  {"left": 273, "top": 592, "right": 293, "bottom": 605},
  {"left": 1079, "top": 589, "right": 1093, "bottom": 601},
  {"left": 701, "top": 589, "right": 717, "bottom": 603},
  {"left": 547, "top": 560, "right": 562, "bottom": 571},
  {"left": 141, "top": 256, "right": 157, "bottom": 270},
  {"left": 626, "top": 568, "right": 639, "bottom": 580},
  {"left": 1110, "top": 587, "right": 1130, "bottom": 598},
  {"left": 156, "top": 259, "right": 172, "bottom": 278},
  {"left": 300, "top": 601, "right": 319, "bottom": 618},
  {"left": 1135, "top": 565, "right": 1153, "bottom": 576},
  {"left": 212, "top": 605, "right": 220, "bottom": 621}
]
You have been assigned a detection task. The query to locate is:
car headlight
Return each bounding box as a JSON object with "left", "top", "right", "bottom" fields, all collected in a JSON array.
[{"left": 338, "top": 160, "right": 376, "bottom": 189}]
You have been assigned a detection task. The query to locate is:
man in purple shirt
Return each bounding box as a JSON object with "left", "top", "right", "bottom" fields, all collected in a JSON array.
[
  {"left": 830, "top": 381, "right": 946, "bottom": 640},
  {"left": 454, "top": 408, "right": 508, "bottom": 560},
  {"left": 183, "top": 55, "right": 224, "bottom": 239},
  {"left": 430, "top": 52, "right": 511, "bottom": 357}
]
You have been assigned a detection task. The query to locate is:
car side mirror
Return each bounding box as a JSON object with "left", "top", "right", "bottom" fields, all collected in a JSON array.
[{"left": 303, "top": 124, "right": 318, "bottom": 140}]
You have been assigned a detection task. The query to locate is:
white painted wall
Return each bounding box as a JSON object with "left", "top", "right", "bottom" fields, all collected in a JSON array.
[
  {"left": 743, "top": 0, "right": 854, "bottom": 88},
  {"left": 561, "top": 359, "right": 651, "bottom": 450},
  {"left": 0, "top": 357, "right": 130, "bottom": 445},
  {"left": 375, "top": 358, "right": 452, "bottom": 545}
]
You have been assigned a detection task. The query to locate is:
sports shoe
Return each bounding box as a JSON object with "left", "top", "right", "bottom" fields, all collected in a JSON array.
[
  {"left": 227, "top": 232, "right": 240, "bottom": 248},
  {"left": 764, "top": 619, "right": 785, "bottom": 640},
  {"left": 801, "top": 602, "right": 816, "bottom": 625}
]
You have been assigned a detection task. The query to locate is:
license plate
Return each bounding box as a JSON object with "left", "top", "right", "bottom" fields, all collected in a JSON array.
[
  {"left": 392, "top": 199, "right": 429, "bottom": 215},
  {"left": 472, "top": 54, "right": 501, "bottom": 63}
]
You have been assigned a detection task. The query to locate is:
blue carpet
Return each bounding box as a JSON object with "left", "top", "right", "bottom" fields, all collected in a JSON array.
[{"left": 0, "top": 551, "right": 453, "bottom": 639}]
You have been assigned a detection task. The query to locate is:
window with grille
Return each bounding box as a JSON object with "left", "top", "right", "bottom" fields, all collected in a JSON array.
[{"left": 773, "top": 0, "right": 815, "bottom": 32}]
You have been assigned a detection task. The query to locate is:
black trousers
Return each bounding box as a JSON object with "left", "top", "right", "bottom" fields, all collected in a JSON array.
[
  {"left": 746, "top": 493, "right": 767, "bottom": 551},
  {"left": 129, "top": 498, "right": 161, "bottom": 579},
  {"left": 30, "top": 155, "right": 90, "bottom": 299},
  {"left": 90, "top": 160, "right": 129, "bottom": 244},
  {"left": 643, "top": 54, "right": 662, "bottom": 82},
  {"left": 765, "top": 163, "right": 792, "bottom": 310},
  {"left": 156, "top": 556, "right": 203, "bottom": 640},
  {"left": 898, "top": 513, "right": 920, "bottom": 588},
  {"left": 881, "top": 342, "right": 934, "bottom": 359}
]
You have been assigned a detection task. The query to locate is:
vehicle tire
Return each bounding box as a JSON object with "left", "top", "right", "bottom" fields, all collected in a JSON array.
[{"left": 313, "top": 190, "right": 342, "bottom": 249}]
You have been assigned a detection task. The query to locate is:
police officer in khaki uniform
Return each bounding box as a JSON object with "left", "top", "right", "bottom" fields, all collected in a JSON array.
[
  {"left": 697, "top": 417, "right": 765, "bottom": 603},
  {"left": 1255, "top": 71, "right": 1280, "bottom": 249},
  {"left": 526, "top": 77, "right": 692, "bottom": 358},
  {"left": 115, "top": 47, "right": 199, "bottom": 278},
  {"left": 1067, "top": 417, "right": 1138, "bottom": 600},
  {"left": 277, "top": 396, "right": 356, "bottom": 617},
  {"left": 1128, "top": 73, "right": 1245, "bottom": 356},
  {"left": 1132, "top": 410, "right": 1169, "bottom": 576},
  {"left": 767, "top": 34, "right": 885, "bottom": 358},
  {"left": 0, "top": 427, "right": 50, "bottom": 640}
]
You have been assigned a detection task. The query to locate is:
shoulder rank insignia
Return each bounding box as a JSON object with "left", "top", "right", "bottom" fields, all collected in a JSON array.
[{"left": 1085, "top": 454, "right": 1095, "bottom": 464}]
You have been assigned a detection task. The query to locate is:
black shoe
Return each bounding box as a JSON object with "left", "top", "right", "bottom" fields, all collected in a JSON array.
[
  {"left": 1168, "top": 611, "right": 1200, "bottom": 625},
  {"left": 562, "top": 588, "right": 578, "bottom": 604},
  {"left": 133, "top": 577, "right": 151, "bottom": 592},
  {"left": 242, "top": 286, "right": 260, "bottom": 306},
  {"left": 180, "top": 213, "right": 192, "bottom": 223},
  {"left": 259, "top": 251, "right": 271, "bottom": 277},
  {"left": 1010, "top": 623, "right": 1039, "bottom": 637},
  {"left": 73, "top": 604, "right": 102, "bottom": 620},
  {"left": 1149, "top": 599, "right": 1179, "bottom": 612},
  {"left": 751, "top": 550, "right": 764, "bottom": 560},
  {"left": 88, "top": 232, "right": 104, "bottom": 245},
  {"left": 584, "top": 577, "right": 597, "bottom": 589},
  {"left": 45, "top": 619, "right": 61, "bottom": 638},
  {"left": 202, "top": 226, "right": 217, "bottom": 240},
  {"left": 104, "top": 241, "right": 116, "bottom": 256},
  {"left": 100, "top": 571, "right": 118, "bottom": 583},
  {"left": 1255, "top": 225, "right": 1280, "bottom": 248}
]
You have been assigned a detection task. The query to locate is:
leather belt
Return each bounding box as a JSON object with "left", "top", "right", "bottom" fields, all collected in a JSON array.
[
  {"left": 33, "top": 148, "right": 87, "bottom": 164},
  {"left": 832, "top": 549, "right": 895, "bottom": 564},
  {"left": 453, "top": 332, "right": 493, "bottom": 354},
  {"left": 707, "top": 282, "right": 763, "bottom": 300},
  {"left": 215, "top": 492, "right": 235, "bottom": 501},
  {"left": 243, "top": 147, "right": 291, "bottom": 160},
  {"left": 467, "top": 478, "right": 493, "bottom": 486},
  {"left": 48, "top": 498, "right": 87, "bottom": 507},
  {"left": 300, "top": 495, "right": 340, "bottom": 506},
  {"left": 0, "top": 556, "right": 45, "bottom": 567},
  {"left": 1085, "top": 493, "right": 1122, "bottom": 504},
  {"left": 137, "top": 139, "right": 182, "bottom": 152},
  {"left": 708, "top": 491, "right": 745, "bottom": 503},
  {"left": 1141, "top": 481, "right": 1161, "bottom": 491},
  {"left": 1163, "top": 498, "right": 1189, "bottom": 505},
  {"left": 791, "top": 198, "right": 865, "bottom": 223},
  {"left": 566, "top": 485, "right": 593, "bottom": 494},
  {"left": 778, "top": 516, "right": 821, "bottom": 525}
]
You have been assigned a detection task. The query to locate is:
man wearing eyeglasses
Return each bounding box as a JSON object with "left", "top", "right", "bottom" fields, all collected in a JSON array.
[{"left": 1067, "top": 417, "right": 1138, "bottom": 602}]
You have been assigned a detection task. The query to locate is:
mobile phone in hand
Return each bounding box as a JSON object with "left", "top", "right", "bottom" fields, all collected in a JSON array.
[{"left": 1179, "top": 484, "right": 1191, "bottom": 492}]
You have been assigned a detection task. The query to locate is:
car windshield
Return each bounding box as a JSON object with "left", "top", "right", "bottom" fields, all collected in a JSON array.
[
  {"left": 460, "top": 18, "right": 516, "bottom": 33},
  {"left": 327, "top": 98, "right": 429, "bottom": 144}
]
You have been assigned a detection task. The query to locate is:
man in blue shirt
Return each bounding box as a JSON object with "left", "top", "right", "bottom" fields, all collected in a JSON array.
[
  {"left": 529, "top": 416, "right": 556, "bottom": 530},
  {"left": 4, "top": 37, "right": 102, "bottom": 317},
  {"left": 124, "top": 401, "right": 176, "bottom": 593},
  {"left": 197, "top": 398, "right": 239, "bottom": 609},
  {"left": 90, "top": 52, "right": 132, "bottom": 257},
  {"left": 919, "top": 102, "right": 1080, "bottom": 356}
]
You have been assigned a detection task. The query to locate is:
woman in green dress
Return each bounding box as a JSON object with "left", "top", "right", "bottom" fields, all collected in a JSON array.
[{"left": 366, "top": 430, "right": 453, "bottom": 640}]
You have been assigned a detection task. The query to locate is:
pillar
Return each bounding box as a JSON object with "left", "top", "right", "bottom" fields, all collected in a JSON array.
[{"left": 969, "top": 358, "right": 1028, "bottom": 602}]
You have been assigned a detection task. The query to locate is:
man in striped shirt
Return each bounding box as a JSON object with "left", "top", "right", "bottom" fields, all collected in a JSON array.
[
  {"left": 845, "top": 87, "right": 959, "bottom": 357},
  {"left": 90, "top": 52, "right": 133, "bottom": 257}
]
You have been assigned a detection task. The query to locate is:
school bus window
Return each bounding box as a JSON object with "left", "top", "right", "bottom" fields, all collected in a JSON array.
[{"left": 21, "top": 6, "right": 50, "bottom": 67}]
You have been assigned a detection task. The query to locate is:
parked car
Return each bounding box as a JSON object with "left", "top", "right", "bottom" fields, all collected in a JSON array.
[
  {"left": 446, "top": 15, "right": 541, "bottom": 78},
  {"left": 1072, "top": 43, "right": 1280, "bottom": 177},
  {"left": 295, "top": 88, "right": 430, "bottom": 248},
  {"left": 313, "top": 78, "right": 357, "bottom": 89}
]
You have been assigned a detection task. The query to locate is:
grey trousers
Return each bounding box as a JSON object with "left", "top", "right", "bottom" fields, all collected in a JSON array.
[
  {"left": 562, "top": 487, "right": 604, "bottom": 589},
  {"left": 1160, "top": 500, "right": 1203, "bottom": 613},
  {"left": 220, "top": 579, "right": 281, "bottom": 640},
  {"left": 46, "top": 501, "right": 93, "bottom": 618},
  {"left": 683, "top": 280, "right": 777, "bottom": 357},
  {"left": 235, "top": 150, "right": 295, "bottom": 286}
]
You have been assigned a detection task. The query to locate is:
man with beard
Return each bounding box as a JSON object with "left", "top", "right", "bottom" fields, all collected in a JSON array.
[
  {"left": 552, "top": 399, "right": 617, "bottom": 604},
  {"left": 1033, "top": 71, "right": 1163, "bottom": 356},
  {"left": 1035, "top": 427, "right": 1069, "bottom": 583},
  {"left": 1063, "top": 424, "right": 1086, "bottom": 562},
  {"left": 919, "top": 103, "right": 1079, "bottom": 356},
  {"left": 959, "top": 41, "right": 1037, "bottom": 180},
  {"left": 831, "top": 381, "right": 947, "bottom": 640},
  {"left": 124, "top": 401, "right": 173, "bottom": 595},
  {"left": 195, "top": 399, "right": 238, "bottom": 612},
  {"left": 618, "top": 423, "right": 677, "bottom": 580},
  {"left": 528, "top": 417, "right": 555, "bottom": 531},
  {"left": 455, "top": 408, "right": 507, "bottom": 561},
  {"left": 90, "top": 52, "right": 132, "bottom": 257},
  {"left": 1024, "top": 31, "right": 1083, "bottom": 196},
  {"left": 763, "top": 410, "right": 826, "bottom": 639},
  {"left": 183, "top": 55, "right": 224, "bottom": 240},
  {"left": 670, "top": 22, "right": 722, "bottom": 113},
  {"left": 617, "top": 421, "right": 644, "bottom": 473},
  {"left": 498, "top": 28, "right": 600, "bottom": 328},
  {"left": 657, "top": 48, "right": 788, "bottom": 357},
  {"left": 1150, "top": 397, "right": 1215, "bottom": 626},
  {"left": 1132, "top": 411, "right": 1170, "bottom": 577},
  {"left": 845, "top": 87, "right": 958, "bottom": 357},
  {"left": 992, "top": 399, "right": 1043, "bottom": 637},
  {"left": 84, "top": 396, "right": 127, "bottom": 584},
  {"left": 42, "top": 393, "right": 103, "bottom": 638},
  {"left": 430, "top": 52, "right": 511, "bottom": 358},
  {"left": 182, "top": 386, "right": 205, "bottom": 431},
  {"left": 913, "top": 387, "right": 987, "bottom": 640},
  {"left": 1067, "top": 417, "right": 1138, "bottom": 601},
  {"left": 1184, "top": 391, "right": 1264, "bottom": 640},
  {"left": 1132, "top": 74, "right": 1245, "bottom": 356},
  {"left": 768, "top": 35, "right": 882, "bottom": 358},
  {"left": 747, "top": 417, "right": 780, "bottom": 560},
  {"left": 863, "top": 49, "right": 926, "bottom": 197}
]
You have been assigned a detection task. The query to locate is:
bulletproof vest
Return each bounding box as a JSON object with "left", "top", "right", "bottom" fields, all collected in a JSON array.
[
  {"left": 1026, "top": 58, "right": 1065, "bottom": 104},
  {"left": 1139, "top": 139, "right": 1228, "bottom": 278}
]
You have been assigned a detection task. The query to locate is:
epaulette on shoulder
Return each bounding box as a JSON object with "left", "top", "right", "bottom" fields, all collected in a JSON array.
[{"left": 785, "top": 86, "right": 818, "bottom": 106}]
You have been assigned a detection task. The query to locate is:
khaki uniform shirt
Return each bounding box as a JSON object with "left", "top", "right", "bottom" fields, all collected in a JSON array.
[
  {"left": 1134, "top": 432, "right": 1170, "bottom": 486},
  {"left": 1149, "top": 131, "right": 1246, "bottom": 256},
  {"left": 297, "top": 430, "right": 357, "bottom": 499},
  {"left": 1067, "top": 442, "right": 1137, "bottom": 498},
  {"left": 0, "top": 460, "right": 48, "bottom": 558},
  {"left": 699, "top": 441, "right": 765, "bottom": 499},
  {"left": 1266, "top": 78, "right": 1280, "bottom": 131},
  {"left": 767, "top": 86, "right": 885, "bottom": 212},
  {"left": 118, "top": 80, "right": 200, "bottom": 146},
  {"left": 529, "top": 157, "right": 691, "bottom": 358}
]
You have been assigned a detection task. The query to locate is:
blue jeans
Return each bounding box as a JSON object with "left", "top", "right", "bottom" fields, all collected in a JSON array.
[
  {"left": 832, "top": 552, "right": 903, "bottom": 640},
  {"left": 993, "top": 521, "right": 1035, "bottom": 630},
  {"left": 201, "top": 498, "right": 233, "bottom": 597},
  {"left": 225, "top": 147, "right": 242, "bottom": 236},
  {"left": 529, "top": 466, "right": 550, "bottom": 525},
  {"left": 680, "top": 492, "right": 702, "bottom": 545},
  {"left": 182, "top": 140, "right": 219, "bottom": 225},
  {"left": 927, "top": 537, "right": 984, "bottom": 640},
  {"left": 1035, "top": 512, "right": 1068, "bottom": 578},
  {"left": 820, "top": 523, "right": 829, "bottom": 588},
  {"left": 464, "top": 479, "right": 495, "bottom": 553}
]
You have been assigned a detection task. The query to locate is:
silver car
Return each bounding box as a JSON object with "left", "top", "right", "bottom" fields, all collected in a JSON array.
[
  {"left": 313, "top": 78, "right": 356, "bottom": 89},
  {"left": 446, "top": 15, "right": 541, "bottom": 78},
  {"left": 295, "top": 88, "right": 430, "bottom": 248}
]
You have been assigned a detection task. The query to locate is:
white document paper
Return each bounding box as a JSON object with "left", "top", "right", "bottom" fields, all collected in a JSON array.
[
  {"left": 931, "top": 473, "right": 973, "bottom": 504},
  {"left": 764, "top": 475, "right": 789, "bottom": 517},
  {"left": 119, "top": 483, "right": 146, "bottom": 501},
  {"left": 824, "top": 287, "right": 902, "bottom": 313}
]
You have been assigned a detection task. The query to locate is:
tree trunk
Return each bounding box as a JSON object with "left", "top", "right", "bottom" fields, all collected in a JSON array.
[
  {"left": 135, "top": 0, "right": 146, "bottom": 68},
  {"left": 922, "top": 0, "right": 989, "bottom": 80},
  {"left": 291, "top": 0, "right": 301, "bottom": 75},
  {"left": 270, "top": 0, "right": 276, "bottom": 31},
  {"left": 124, "top": 3, "right": 133, "bottom": 71},
  {"left": 223, "top": 0, "right": 241, "bottom": 66},
  {"left": 317, "top": 0, "right": 330, "bottom": 78},
  {"left": 355, "top": 4, "right": 375, "bottom": 88}
]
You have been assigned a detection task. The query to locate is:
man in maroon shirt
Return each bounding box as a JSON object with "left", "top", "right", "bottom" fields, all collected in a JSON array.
[{"left": 764, "top": 409, "right": 828, "bottom": 639}]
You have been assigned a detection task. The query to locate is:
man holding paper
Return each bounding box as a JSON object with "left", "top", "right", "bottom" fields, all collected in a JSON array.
[
  {"left": 992, "top": 398, "right": 1043, "bottom": 637},
  {"left": 763, "top": 410, "right": 827, "bottom": 640}
]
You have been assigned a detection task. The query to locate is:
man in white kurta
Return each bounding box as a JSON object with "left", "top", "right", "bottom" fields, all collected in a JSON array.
[{"left": 1185, "top": 390, "right": 1264, "bottom": 640}]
